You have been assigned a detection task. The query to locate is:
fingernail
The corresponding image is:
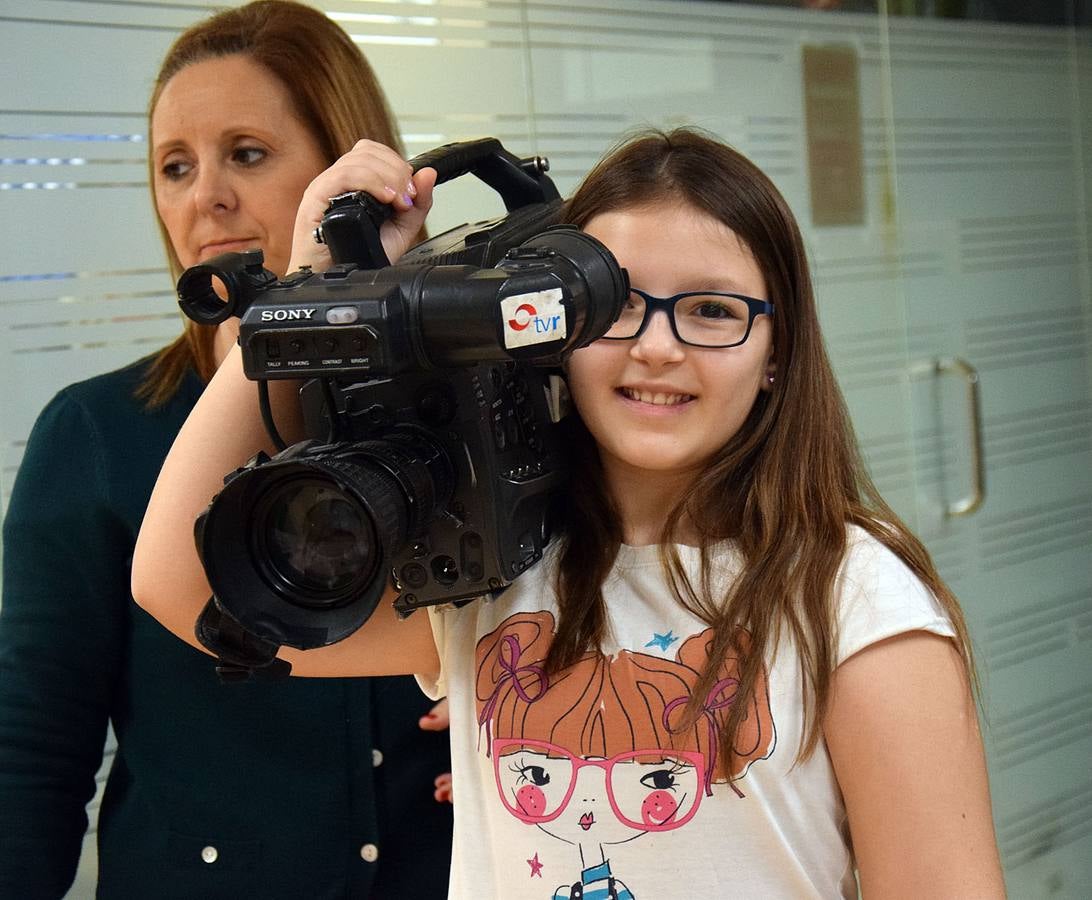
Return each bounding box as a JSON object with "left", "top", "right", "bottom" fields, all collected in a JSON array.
[
  {"left": 383, "top": 185, "right": 397, "bottom": 197},
  {"left": 406, "top": 180, "right": 417, "bottom": 198},
  {"left": 402, "top": 194, "right": 414, "bottom": 207}
]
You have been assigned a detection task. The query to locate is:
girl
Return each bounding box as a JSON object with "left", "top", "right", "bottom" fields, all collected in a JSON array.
[{"left": 133, "top": 128, "right": 1005, "bottom": 898}]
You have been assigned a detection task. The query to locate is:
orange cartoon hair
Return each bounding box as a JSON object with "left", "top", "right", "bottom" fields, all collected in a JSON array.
[{"left": 475, "top": 611, "right": 775, "bottom": 790}]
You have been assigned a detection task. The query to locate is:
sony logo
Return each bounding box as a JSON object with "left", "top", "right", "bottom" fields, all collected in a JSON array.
[{"left": 259, "top": 308, "right": 317, "bottom": 322}]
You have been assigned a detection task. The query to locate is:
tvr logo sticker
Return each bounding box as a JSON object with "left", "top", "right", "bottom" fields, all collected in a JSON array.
[{"left": 501, "top": 289, "right": 567, "bottom": 350}]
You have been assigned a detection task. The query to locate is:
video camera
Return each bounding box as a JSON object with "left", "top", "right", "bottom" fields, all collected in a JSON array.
[{"left": 175, "top": 138, "right": 628, "bottom": 679}]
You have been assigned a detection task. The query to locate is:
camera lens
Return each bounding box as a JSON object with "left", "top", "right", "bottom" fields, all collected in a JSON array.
[
  {"left": 195, "top": 427, "right": 455, "bottom": 649},
  {"left": 257, "top": 479, "right": 379, "bottom": 604}
]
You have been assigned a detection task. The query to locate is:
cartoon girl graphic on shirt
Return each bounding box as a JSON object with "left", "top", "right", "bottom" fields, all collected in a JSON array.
[{"left": 475, "top": 611, "right": 776, "bottom": 898}]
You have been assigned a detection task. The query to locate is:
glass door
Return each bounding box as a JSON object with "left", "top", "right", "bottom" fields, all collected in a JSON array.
[{"left": 879, "top": 8, "right": 1092, "bottom": 896}]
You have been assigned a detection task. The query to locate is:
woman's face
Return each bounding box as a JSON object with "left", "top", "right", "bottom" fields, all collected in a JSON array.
[
  {"left": 151, "top": 54, "right": 328, "bottom": 278},
  {"left": 566, "top": 203, "right": 774, "bottom": 489}
]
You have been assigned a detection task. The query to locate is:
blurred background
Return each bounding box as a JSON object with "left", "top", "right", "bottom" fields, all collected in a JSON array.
[{"left": 1, "top": 0, "right": 1089, "bottom": 896}]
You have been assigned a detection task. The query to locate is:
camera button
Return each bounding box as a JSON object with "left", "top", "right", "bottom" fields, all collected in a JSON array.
[{"left": 327, "top": 306, "right": 359, "bottom": 325}]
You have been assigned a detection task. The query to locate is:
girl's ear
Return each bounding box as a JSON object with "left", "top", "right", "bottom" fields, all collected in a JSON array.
[{"left": 761, "top": 362, "right": 777, "bottom": 393}]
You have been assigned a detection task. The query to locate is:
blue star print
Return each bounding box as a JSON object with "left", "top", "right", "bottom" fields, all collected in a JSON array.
[{"left": 645, "top": 630, "right": 679, "bottom": 651}]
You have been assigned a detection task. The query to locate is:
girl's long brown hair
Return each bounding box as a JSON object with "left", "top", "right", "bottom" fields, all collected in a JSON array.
[
  {"left": 139, "top": 0, "right": 406, "bottom": 406},
  {"left": 547, "top": 127, "right": 975, "bottom": 768}
]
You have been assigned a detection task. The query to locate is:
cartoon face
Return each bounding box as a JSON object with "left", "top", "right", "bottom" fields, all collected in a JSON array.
[
  {"left": 476, "top": 610, "right": 776, "bottom": 895},
  {"left": 493, "top": 738, "right": 706, "bottom": 843}
]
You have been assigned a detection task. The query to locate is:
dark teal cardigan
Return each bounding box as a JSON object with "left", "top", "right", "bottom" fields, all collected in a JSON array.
[{"left": 0, "top": 357, "right": 452, "bottom": 899}]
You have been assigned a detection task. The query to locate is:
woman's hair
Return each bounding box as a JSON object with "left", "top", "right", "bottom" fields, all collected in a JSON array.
[
  {"left": 549, "top": 127, "right": 976, "bottom": 766},
  {"left": 139, "top": 0, "right": 404, "bottom": 406}
]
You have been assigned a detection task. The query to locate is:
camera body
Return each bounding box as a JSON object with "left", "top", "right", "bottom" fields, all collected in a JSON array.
[
  {"left": 231, "top": 208, "right": 587, "bottom": 382},
  {"left": 299, "top": 360, "right": 566, "bottom": 614},
  {"left": 176, "top": 139, "right": 626, "bottom": 677}
]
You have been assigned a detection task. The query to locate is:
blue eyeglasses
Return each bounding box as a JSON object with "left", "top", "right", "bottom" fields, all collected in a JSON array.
[{"left": 601, "top": 288, "right": 774, "bottom": 349}]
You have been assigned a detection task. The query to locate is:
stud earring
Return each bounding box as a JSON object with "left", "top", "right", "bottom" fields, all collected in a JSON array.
[{"left": 766, "top": 374, "right": 775, "bottom": 385}]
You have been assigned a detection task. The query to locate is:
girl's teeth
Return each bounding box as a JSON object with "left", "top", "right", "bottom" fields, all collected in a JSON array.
[{"left": 623, "top": 388, "right": 691, "bottom": 406}]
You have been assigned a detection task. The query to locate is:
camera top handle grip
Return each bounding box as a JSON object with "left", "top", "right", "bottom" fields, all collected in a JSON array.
[
  {"left": 317, "top": 137, "right": 560, "bottom": 271},
  {"left": 414, "top": 136, "right": 559, "bottom": 210}
]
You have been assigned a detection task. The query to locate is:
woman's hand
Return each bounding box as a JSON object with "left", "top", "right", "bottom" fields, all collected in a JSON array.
[
  {"left": 419, "top": 698, "right": 454, "bottom": 804},
  {"left": 288, "top": 139, "right": 437, "bottom": 273},
  {"left": 418, "top": 697, "right": 450, "bottom": 732},
  {"left": 433, "top": 772, "right": 453, "bottom": 804}
]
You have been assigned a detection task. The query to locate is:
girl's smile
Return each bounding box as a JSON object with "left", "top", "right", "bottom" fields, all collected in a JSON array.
[{"left": 617, "top": 385, "right": 696, "bottom": 409}]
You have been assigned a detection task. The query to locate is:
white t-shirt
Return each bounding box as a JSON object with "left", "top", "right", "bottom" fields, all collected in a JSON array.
[{"left": 420, "top": 526, "right": 954, "bottom": 900}]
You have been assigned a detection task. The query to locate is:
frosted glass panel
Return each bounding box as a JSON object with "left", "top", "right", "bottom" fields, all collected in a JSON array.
[{"left": 883, "top": 13, "right": 1092, "bottom": 899}]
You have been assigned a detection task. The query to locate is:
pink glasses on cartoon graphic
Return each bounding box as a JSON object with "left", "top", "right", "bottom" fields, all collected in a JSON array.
[{"left": 493, "top": 738, "right": 707, "bottom": 832}]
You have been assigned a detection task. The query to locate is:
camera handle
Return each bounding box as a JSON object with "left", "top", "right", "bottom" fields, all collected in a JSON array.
[
  {"left": 314, "top": 137, "right": 560, "bottom": 270},
  {"left": 412, "top": 137, "right": 558, "bottom": 211}
]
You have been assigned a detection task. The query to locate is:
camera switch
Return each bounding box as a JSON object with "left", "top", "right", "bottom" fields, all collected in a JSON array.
[
  {"left": 460, "top": 532, "right": 484, "bottom": 583},
  {"left": 327, "top": 306, "right": 359, "bottom": 325},
  {"left": 491, "top": 413, "right": 506, "bottom": 451},
  {"left": 401, "top": 563, "right": 428, "bottom": 590}
]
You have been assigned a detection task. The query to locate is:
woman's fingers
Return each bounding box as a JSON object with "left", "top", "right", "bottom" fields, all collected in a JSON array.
[
  {"left": 379, "top": 166, "right": 436, "bottom": 263},
  {"left": 418, "top": 696, "right": 449, "bottom": 731},
  {"left": 288, "top": 140, "right": 426, "bottom": 273},
  {"left": 433, "top": 772, "right": 453, "bottom": 804},
  {"left": 420, "top": 698, "right": 453, "bottom": 804},
  {"left": 311, "top": 139, "right": 416, "bottom": 209}
]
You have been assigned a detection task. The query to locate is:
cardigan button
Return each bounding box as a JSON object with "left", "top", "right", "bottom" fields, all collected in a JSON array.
[
  {"left": 201, "top": 845, "right": 218, "bottom": 864},
  {"left": 360, "top": 843, "right": 379, "bottom": 863},
  {"left": 372, "top": 748, "right": 384, "bottom": 767}
]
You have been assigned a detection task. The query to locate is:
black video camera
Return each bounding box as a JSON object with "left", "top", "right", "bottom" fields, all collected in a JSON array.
[{"left": 175, "top": 138, "right": 627, "bottom": 679}]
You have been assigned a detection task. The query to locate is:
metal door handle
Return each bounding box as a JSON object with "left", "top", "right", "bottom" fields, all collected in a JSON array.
[{"left": 935, "top": 357, "right": 986, "bottom": 517}]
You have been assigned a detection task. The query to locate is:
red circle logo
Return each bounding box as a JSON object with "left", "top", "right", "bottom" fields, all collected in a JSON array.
[{"left": 508, "top": 303, "right": 537, "bottom": 331}]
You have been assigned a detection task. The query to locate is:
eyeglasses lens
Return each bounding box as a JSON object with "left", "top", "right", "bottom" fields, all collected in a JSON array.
[{"left": 605, "top": 292, "right": 753, "bottom": 347}]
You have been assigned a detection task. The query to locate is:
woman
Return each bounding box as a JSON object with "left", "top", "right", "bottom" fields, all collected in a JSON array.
[
  {"left": 0, "top": 3, "right": 451, "bottom": 898},
  {"left": 132, "top": 128, "right": 1006, "bottom": 897}
]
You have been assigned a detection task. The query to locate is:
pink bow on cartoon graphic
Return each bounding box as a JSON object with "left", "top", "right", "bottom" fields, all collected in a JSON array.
[
  {"left": 477, "top": 633, "right": 548, "bottom": 754},
  {"left": 663, "top": 677, "right": 743, "bottom": 798}
]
